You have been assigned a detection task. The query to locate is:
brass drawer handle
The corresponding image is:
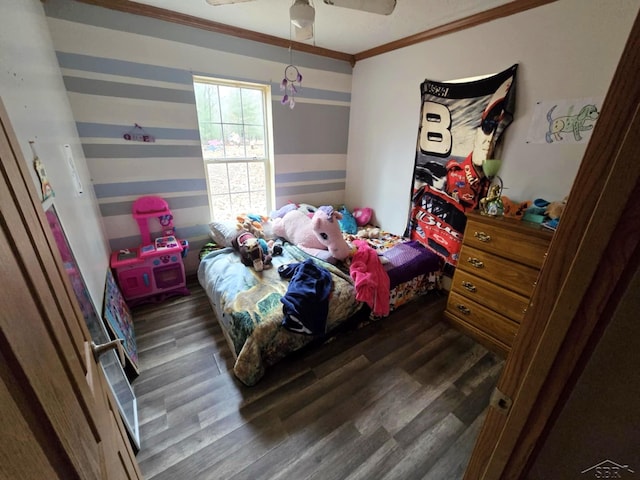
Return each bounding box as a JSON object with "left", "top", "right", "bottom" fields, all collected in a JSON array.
[
  {"left": 457, "top": 304, "right": 471, "bottom": 315},
  {"left": 467, "top": 257, "right": 484, "bottom": 268},
  {"left": 474, "top": 231, "right": 492, "bottom": 242},
  {"left": 461, "top": 281, "right": 477, "bottom": 292}
]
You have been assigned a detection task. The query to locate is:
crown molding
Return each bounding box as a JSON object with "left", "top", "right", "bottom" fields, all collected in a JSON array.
[
  {"left": 73, "top": 0, "right": 355, "bottom": 64},
  {"left": 354, "top": 0, "right": 558, "bottom": 62},
  {"left": 72, "top": 0, "right": 558, "bottom": 66}
]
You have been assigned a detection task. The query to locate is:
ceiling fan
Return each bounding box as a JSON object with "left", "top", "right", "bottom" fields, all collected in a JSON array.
[{"left": 205, "top": 0, "right": 396, "bottom": 41}]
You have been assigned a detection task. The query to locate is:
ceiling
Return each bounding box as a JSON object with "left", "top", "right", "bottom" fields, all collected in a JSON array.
[{"left": 127, "top": 0, "right": 516, "bottom": 56}]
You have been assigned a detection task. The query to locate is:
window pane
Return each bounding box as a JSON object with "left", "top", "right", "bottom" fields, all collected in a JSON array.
[
  {"left": 230, "top": 192, "right": 251, "bottom": 214},
  {"left": 224, "top": 124, "right": 246, "bottom": 158},
  {"left": 250, "top": 191, "right": 267, "bottom": 214},
  {"left": 219, "top": 85, "right": 242, "bottom": 124},
  {"left": 194, "top": 83, "right": 220, "bottom": 123},
  {"left": 206, "top": 163, "right": 229, "bottom": 194},
  {"left": 228, "top": 162, "right": 249, "bottom": 193},
  {"left": 245, "top": 125, "right": 265, "bottom": 158},
  {"left": 211, "top": 194, "right": 232, "bottom": 221},
  {"left": 242, "top": 88, "right": 264, "bottom": 126},
  {"left": 201, "top": 123, "right": 224, "bottom": 160},
  {"left": 248, "top": 162, "right": 266, "bottom": 190}
]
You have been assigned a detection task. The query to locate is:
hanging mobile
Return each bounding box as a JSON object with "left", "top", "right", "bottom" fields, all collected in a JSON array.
[{"left": 281, "top": 64, "right": 303, "bottom": 109}]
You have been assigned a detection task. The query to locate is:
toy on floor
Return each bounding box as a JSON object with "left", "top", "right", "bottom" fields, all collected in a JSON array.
[{"left": 110, "top": 196, "right": 189, "bottom": 307}]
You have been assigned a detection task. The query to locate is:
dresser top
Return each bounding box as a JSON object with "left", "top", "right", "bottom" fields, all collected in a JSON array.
[{"left": 466, "top": 211, "right": 554, "bottom": 240}]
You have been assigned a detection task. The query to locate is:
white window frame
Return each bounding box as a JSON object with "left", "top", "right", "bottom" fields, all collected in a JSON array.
[{"left": 193, "top": 75, "right": 275, "bottom": 221}]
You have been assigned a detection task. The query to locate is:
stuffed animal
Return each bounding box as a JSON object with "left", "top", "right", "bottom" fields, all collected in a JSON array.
[
  {"left": 237, "top": 213, "right": 271, "bottom": 239},
  {"left": 352, "top": 207, "right": 373, "bottom": 227},
  {"left": 272, "top": 206, "right": 352, "bottom": 261},
  {"left": 545, "top": 196, "right": 568, "bottom": 219},
  {"left": 311, "top": 206, "right": 352, "bottom": 260},
  {"left": 337, "top": 206, "right": 358, "bottom": 234},
  {"left": 297, "top": 203, "right": 318, "bottom": 218},
  {"left": 356, "top": 226, "right": 381, "bottom": 239},
  {"left": 270, "top": 203, "right": 297, "bottom": 219},
  {"left": 272, "top": 209, "right": 325, "bottom": 251},
  {"left": 231, "top": 230, "right": 271, "bottom": 272},
  {"left": 501, "top": 196, "right": 531, "bottom": 219}
]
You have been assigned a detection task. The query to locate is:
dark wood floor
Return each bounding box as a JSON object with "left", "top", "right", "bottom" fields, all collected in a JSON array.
[{"left": 131, "top": 277, "right": 503, "bottom": 480}]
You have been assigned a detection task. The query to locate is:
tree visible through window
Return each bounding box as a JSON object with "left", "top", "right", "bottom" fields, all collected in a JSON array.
[{"left": 193, "top": 76, "right": 273, "bottom": 221}]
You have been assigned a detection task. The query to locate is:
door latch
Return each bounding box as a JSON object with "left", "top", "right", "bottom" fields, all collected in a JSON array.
[{"left": 490, "top": 387, "right": 513, "bottom": 415}]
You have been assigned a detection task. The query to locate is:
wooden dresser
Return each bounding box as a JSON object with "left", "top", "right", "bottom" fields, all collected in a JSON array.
[{"left": 444, "top": 211, "right": 553, "bottom": 356}]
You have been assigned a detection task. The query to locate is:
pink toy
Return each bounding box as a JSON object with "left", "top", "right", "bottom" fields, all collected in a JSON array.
[
  {"left": 110, "top": 196, "right": 189, "bottom": 306},
  {"left": 353, "top": 207, "right": 373, "bottom": 227},
  {"left": 272, "top": 209, "right": 325, "bottom": 251},
  {"left": 132, "top": 195, "right": 175, "bottom": 243},
  {"left": 311, "top": 206, "right": 352, "bottom": 260},
  {"left": 272, "top": 205, "right": 351, "bottom": 261}
]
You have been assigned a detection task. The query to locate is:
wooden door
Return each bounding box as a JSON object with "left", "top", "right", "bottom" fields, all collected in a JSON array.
[
  {"left": 0, "top": 99, "right": 142, "bottom": 479},
  {"left": 464, "top": 10, "right": 640, "bottom": 480}
]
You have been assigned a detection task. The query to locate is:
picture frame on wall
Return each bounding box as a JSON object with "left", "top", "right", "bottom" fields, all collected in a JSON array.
[{"left": 103, "top": 268, "right": 140, "bottom": 378}]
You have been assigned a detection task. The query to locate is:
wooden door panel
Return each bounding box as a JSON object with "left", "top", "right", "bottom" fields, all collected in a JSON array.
[
  {"left": 0, "top": 98, "right": 141, "bottom": 479},
  {"left": 0, "top": 218, "right": 101, "bottom": 478},
  {"left": 0, "top": 348, "right": 66, "bottom": 480}
]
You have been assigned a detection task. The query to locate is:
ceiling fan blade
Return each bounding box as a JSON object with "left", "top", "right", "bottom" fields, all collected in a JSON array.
[
  {"left": 294, "top": 23, "right": 314, "bottom": 41},
  {"left": 323, "top": 0, "right": 396, "bottom": 15},
  {"left": 205, "top": 0, "right": 255, "bottom": 6}
]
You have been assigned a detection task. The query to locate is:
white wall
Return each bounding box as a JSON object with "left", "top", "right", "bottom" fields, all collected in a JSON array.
[
  {"left": 346, "top": 0, "right": 640, "bottom": 234},
  {"left": 0, "top": 0, "right": 110, "bottom": 309}
]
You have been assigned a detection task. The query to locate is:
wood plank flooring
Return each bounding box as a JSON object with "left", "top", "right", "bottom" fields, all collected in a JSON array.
[{"left": 131, "top": 277, "right": 503, "bottom": 480}]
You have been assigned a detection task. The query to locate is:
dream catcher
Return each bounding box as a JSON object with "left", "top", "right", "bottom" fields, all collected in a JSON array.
[{"left": 281, "top": 64, "right": 302, "bottom": 109}]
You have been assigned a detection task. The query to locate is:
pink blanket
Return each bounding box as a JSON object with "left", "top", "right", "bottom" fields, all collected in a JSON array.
[{"left": 349, "top": 240, "right": 390, "bottom": 317}]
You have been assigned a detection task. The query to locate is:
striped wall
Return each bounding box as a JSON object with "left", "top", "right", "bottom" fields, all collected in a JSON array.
[{"left": 44, "top": 0, "right": 352, "bottom": 274}]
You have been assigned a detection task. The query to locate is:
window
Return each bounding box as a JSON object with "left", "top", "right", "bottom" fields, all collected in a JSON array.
[{"left": 193, "top": 76, "right": 273, "bottom": 221}]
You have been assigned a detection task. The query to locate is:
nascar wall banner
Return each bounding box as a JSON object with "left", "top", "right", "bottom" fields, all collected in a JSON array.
[{"left": 405, "top": 64, "right": 518, "bottom": 271}]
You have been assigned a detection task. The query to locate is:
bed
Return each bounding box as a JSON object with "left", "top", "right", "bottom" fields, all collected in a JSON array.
[{"left": 198, "top": 224, "right": 443, "bottom": 386}]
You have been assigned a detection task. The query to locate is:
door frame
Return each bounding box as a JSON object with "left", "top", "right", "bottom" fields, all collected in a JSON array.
[{"left": 464, "top": 10, "right": 640, "bottom": 479}]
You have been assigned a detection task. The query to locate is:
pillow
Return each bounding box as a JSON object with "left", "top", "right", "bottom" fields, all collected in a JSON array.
[{"left": 208, "top": 220, "right": 240, "bottom": 247}]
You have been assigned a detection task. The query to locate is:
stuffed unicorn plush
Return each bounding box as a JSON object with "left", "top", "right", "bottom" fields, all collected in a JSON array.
[
  {"left": 311, "top": 206, "right": 352, "bottom": 260},
  {"left": 272, "top": 205, "right": 351, "bottom": 261}
]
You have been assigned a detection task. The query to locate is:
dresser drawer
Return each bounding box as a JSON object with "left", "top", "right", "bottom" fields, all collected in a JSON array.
[
  {"left": 451, "top": 269, "right": 530, "bottom": 323},
  {"left": 446, "top": 291, "right": 519, "bottom": 349},
  {"left": 458, "top": 244, "right": 540, "bottom": 297},
  {"left": 465, "top": 216, "right": 551, "bottom": 268}
]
